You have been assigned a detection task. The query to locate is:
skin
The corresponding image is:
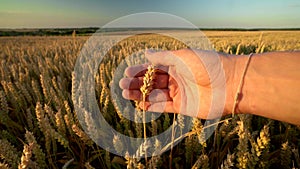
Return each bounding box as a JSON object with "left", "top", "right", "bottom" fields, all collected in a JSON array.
[{"left": 119, "top": 49, "right": 300, "bottom": 125}]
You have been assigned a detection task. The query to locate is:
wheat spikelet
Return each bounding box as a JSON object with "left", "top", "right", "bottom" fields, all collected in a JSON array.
[
  {"left": 55, "top": 109, "right": 66, "bottom": 136},
  {"left": 280, "top": 141, "right": 292, "bottom": 167},
  {"left": 113, "top": 134, "right": 123, "bottom": 154},
  {"left": 40, "top": 74, "right": 49, "bottom": 102},
  {"left": 64, "top": 100, "right": 75, "bottom": 127},
  {"left": 0, "top": 139, "right": 20, "bottom": 168},
  {"left": 125, "top": 152, "right": 139, "bottom": 169},
  {"left": 192, "top": 118, "right": 206, "bottom": 147},
  {"left": 220, "top": 153, "right": 235, "bottom": 169},
  {"left": 192, "top": 154, "right": 209, "bottom": 169},
  {"left": 25, "top": 108, "right": 34, "bottom": 132},
  {"left": 291, "top": 148, "right": 300, "bottom": 169},
  {"left": 31, "top": 80, "right": 43, "bottom": 102},
  {"left": 0, "top": 162, "right": 9, "bottom": 169},
  {"left": 25, "top": 130, "right": 46, "bottom": 168},
  {"left": 184, "top": 136, "right": 194, "bottom": 164},
  {"left": 137, "top": 163, "right": 145, "bottom": 169},
  {"left": 7, "top": 82, "right": 25, "bottom": 109},
  {"left": 0, "top": 90, "right": 8, "bottom": 113},
  {"left": 50, "top": 127, "right": 70, "bottom": 150},
  {"left": 18, "top": 143, "right": 34, "bottom": 169},
  {"left": 84, "top": 162, "right": 95, "bottom": 169},
  {"left": 44, "top": 104, "right": 56, "bottom": 125},
  {"left": 105, "top": 150, "right": 111, "bottom": 169},
  {"left": 151, "top": 113, "right": 158, "bottom": 136},
  {"left": 111, "top": 97, "right": 125, "bottom": 121},
  {"left": 49, "top": 87, "right": 61, "bottom": 110},
  {"left": 72, "top": 124, "right": 93, "bottom": 146},
  {"left": 148, "top": 156, "right": 160, "bottom": 169},
  {"left": 15, "top": 82, "right": 32, "bottom": 104},
  {"left": 236, "top": 115, "right": 251, "bottom": 169},
  {"left": 35, "top": 102, "right": 52, "bottom": 154},
  {"left": 177, "top": 114, "right": 185, "bottom": 134},
  {"left": 103, "top": 95, "right": 110, "bottom": 113},
  {"left": 71, "top": 71, "right": 77, "bottom": 107},
  {"left": 140, "top": 65, "right": 156, "bottom": 100},
  {"left": 0, "top": 90, "right": 10, "bottom": 125},
  {"left": 163, "top": 114, "right": 170, "bottom": 130},
  {"left": 255, "top": 125, "right": 270, "bottom": 157}
]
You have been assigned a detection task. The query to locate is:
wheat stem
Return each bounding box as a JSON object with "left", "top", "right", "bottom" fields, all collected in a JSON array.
[{"left": 140, "top": 64, "right": 156, "bottom": 165}]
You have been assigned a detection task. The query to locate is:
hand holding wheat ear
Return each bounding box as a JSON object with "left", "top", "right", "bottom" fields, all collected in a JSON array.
[{"left": 120, "top": 49, "right": 232, "bottom": 119}]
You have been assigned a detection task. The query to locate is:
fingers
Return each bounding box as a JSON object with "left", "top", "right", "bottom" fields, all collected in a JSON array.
[
  {"left": 119, "top": 74, "right": 169, "bottom": 90},
  {"left": 125, "top": 64, "right": 169, "bottom": 77},
  {"left": 122, "top": 89, "right": 172, "bottom": 102}
]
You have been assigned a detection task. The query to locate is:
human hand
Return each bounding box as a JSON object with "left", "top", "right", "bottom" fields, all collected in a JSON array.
[{"left": 119, "top": 49, "right": 232, "bottom": 119}]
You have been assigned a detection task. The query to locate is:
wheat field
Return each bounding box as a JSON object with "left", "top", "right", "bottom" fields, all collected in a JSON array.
[{"left": 0, "top": 30, "right": 300, "bottom": 169}]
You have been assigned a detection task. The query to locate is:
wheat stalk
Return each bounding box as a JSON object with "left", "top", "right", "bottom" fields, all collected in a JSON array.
[{"left": 140, "top": 64, "right": 156, "bottom": 164}]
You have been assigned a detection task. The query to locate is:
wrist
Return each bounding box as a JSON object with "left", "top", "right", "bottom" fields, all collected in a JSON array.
[{"left": 220, "top": 53, "right": 251, "bottom": 116}]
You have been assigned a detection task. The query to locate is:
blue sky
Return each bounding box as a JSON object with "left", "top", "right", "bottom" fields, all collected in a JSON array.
[{"left": 0, "top": 0, "right": 299, "bottom": 28}]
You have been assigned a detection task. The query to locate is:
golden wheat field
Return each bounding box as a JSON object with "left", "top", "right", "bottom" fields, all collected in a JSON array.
[{"left": 0, "top": 30, "right": 300, "bottom": 169}]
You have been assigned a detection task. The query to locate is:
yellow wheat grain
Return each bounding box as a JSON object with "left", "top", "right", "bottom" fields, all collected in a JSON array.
[
  {"left": 220, "top": 153, "right": 235, "bottom": 169},
  {"left": 192, "top": 118, "right": 206, "bottom": 147},
  {"left": 18, "top": 143, "right": 33, "bottom": 169},
  {"left": 236, "top": 115, "right": 251, "bottom": 169},
  {"left": 55, "top": 110, "right": 66, "bottom": 136},
  {"left": 71, "top": 124, "right": 93, "bottom": 146},
  {"left": 64, "top": 100, "right": 75, "bottom": 127},
  {"left": 280, "top": 141, "right": 292, "bottom": 167}
]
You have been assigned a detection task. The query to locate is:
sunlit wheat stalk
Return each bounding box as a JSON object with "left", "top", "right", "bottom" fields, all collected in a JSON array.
[{"left": 140, "top": 64, "right": 156, "bottom": 164}]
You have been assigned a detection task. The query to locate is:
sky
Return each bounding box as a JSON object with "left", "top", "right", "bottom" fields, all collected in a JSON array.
[{"left": 0, "top": 0, "right": 299, "bottom": 28}]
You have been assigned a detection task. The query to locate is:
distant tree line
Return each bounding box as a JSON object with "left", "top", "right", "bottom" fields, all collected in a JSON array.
[{"left": 0, "top": 28, "right": 99, "bottom": 36}]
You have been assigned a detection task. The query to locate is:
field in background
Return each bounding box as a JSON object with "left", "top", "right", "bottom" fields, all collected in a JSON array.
[{"left": 0, "top": 31, "right": 299, "bottom": 169}]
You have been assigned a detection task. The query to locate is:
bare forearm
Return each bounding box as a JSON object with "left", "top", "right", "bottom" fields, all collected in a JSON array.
[{"left": 232, "top": 51, "right": 300, "bottom": 125}]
